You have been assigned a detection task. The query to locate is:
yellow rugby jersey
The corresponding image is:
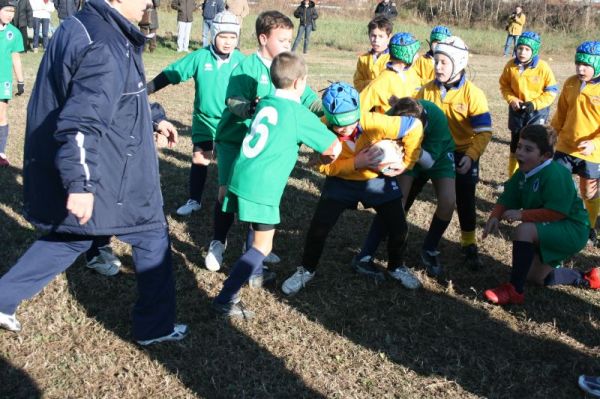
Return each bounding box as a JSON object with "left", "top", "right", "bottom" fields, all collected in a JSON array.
[
  {"left": 360, "top": 66, "right": 423, "bottom": 115},
  {"left": 417, "top": 75, "right": 493, "bottom": 161},
  {"left": 353, "top": 50, "right": 390, "bottom": 93},
  {"left": 319, "top": 112, "right": 424, "bottom": 181},
  {"left": 499, "top": 57, "right": 558, "bottom": 111},
  {"left": 412, "top": 53, "right": 435, "bottom": 84},
  {"left": 551, "top": 75, "right": 600, "bottom": 163}
]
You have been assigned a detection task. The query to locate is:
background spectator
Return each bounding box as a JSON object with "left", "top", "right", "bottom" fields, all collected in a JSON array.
[
  {"left": 291, "top": 0, "right": 317, "bottom": 54},
  {"left": 172, "top": 0, "right": 196, "bottom": 52},
  {"left": 201, "top": 0, "right": 224, "bottom": 47},
  {"left": 13, "top": 0, "right": 33, "bottom": 52},
  {"left": 503, "top": 5, "right": 526, "bottom": 56},
  {"left": 139, "top": 0, "right": 160, "bottom": 52},
  {"left": 54, "top": 0, "right": 80, "bottom": 23},
  {"left": 29, "top": 0, "right": 55, "bottom": 53},
  {"left": 225, "top": 0, "right": 248, "bottom": 43},
  {"left": 374, "top": 0, "right": 397, "bottom": 20}
]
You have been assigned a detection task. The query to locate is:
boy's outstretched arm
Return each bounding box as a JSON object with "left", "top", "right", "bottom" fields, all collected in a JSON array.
[{"left": 12, "top": 53, "right": 24, "bottom": 96}]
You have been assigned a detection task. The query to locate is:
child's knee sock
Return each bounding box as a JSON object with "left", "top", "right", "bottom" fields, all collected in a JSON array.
[
  {"left": 423, "top": 215, "right": 451, "bottom": 252},
  {"left": 584, "top": 198, "right": 600, "bottom": 228},
  {"left": 509, "top": 241, "right": 535, "bottom": 293},
  {"left": 507, "top": 154, "right": 518, "bottom": 177},
  {"left": 0, "top": 124, "right": 8, "bottom": 154},
  {"left": 215, "top": 247, "right": 265, "bottom": 304},
  {"left": 544, "top": 267, "right": 586, "bottom": 287},
  {"left": 460, "top": 230, "right": 476, "bottom": 248},
  {"left": 213, "top": 201, "right": 234, "bottom": 243},
  {"left": 358, "top": 215, "right": 385, "bottom": 259},
  {"left": 189, "top": 164, "right": 208, "bottom": 203}
]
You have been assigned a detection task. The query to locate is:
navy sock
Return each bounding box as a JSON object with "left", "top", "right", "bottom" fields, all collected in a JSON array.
[
  {"left": 215, "top": 247, "right": 265, "bottom": 304},
  {"left": 422, "top": 215, "right": 451, "bottom": 252},
  {"left": 509, "top": 241, "right": 535, "bottom": 293},
  {"left": 189, "top": 164, "right": 207, "bottom": 202},
  {"left": 544, "top": 267, "right": 586, "bottom": 287},
  {"left": 213, "top": 201, "right": 234, "bottom": 244},
  {"left": 0, "top": 124, "right": 8, "bottom": 154},
  {"left": 358, "top": 215, "right": 385, "bottom": 259}
]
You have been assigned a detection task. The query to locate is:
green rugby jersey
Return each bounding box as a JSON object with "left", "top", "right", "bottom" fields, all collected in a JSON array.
[
  {"left": 162, "top": 47, "right": 245, "bottom": 142},
  {"left": 228, "top": 90, "right": 338, "bottom": 206},
  {"left": 216, "top": 52, "right": 319, "bottom": 145},
  {"left": 0, "top": 24, "right": 23, "bottom": 99}
]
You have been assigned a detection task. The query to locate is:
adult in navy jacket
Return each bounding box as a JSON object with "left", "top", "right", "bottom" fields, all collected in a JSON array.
[{"left": 0, "top": 0, "right": 188, "bottom": 345}]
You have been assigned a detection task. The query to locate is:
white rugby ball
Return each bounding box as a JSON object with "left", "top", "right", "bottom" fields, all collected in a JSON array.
[{"left": 371, "top": 140, "right": 404, "bottom": 173}]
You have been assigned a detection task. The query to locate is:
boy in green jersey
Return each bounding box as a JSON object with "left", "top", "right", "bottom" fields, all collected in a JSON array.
[
  {"left": 483, "top": 125, "right": 599, "bottom": 305},
  {"left": 212, "top": 52, "right": 340, "bottom": 318},
  {"left": 147, "top": 11, "right": 245, "bottom": 217},
  {"left": 205, "top": 10, "right": 322, "bottom": 275},
  {"left": 0, "top": 0, "right": 25, "bottom": 167}
]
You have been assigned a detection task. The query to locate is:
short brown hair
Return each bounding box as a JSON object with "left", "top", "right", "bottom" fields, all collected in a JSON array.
[
  {"left": 519, "top": 124, "right": 557, "bottom": 156},
  {"left": 255, "top": 10, "right": 294, "bottom": 43},
  {"left": 270, "top": 52, "right": 307, "bottom": 89},
  {"left": 388, "top": 96, "right": 426, "bottom": 126},
  {"left": 368, "top": 16, "right": 393, "bottom": 36}
]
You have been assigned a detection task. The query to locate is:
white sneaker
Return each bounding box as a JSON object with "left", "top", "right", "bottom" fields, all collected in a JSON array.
[
  {"left": 0, "top": 311, "right": 21, "bottom": 332},
  {"left": 137, "top": 324, "right": 189, "bottom": 346},
  {"left": 205, "top": 240, "right": 226, "bottom": 271},
  {"left": 388, "top": 266, "right": 422, "bottom": 290},
  {"left": 86, "top": 246, "right": 121, "bottom": 276},
  {"left": 176, "top": 199, "right": 201, "bottom": 216},
  {"left": 282, "top": 266, "right": 315, "bottom": 295}
]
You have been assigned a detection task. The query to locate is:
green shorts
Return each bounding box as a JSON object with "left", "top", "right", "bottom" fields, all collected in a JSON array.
[
  {"left": 404, "top": 151, "right": 456, "bottom": 180},
  {"left": 0, "top": 81, "right": 13, "bottom": 100},
  {"left": 222, "top": 191, "right": 280, "bottom": 225},
  {"left": 536, "top": 219, "right": 588, "bottom": 267},
  {"left": 215, "top": 141, "right": 241, "bottom": 186}
]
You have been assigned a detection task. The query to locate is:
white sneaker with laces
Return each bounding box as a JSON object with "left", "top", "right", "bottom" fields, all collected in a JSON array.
[
  {"left": 86, "top": 246, "right": 121, "bottom": 276},
  {"left": 388, "top": 266, "right": 422, "bottom": 290},
  {"left": 0, "top": 311, "right": 21, "bottom": 332},
  {"left": 176, "top": 199, "right": 201, "bottom": 216},
  {"left": 137, "top": 324, "right": 189, "bottom": 346},
  {"left": 205, "top": 240, "right": 226, "bottom": 271},
  {"left": 282, "top": 266, "right": 315, "bottom": 295}
]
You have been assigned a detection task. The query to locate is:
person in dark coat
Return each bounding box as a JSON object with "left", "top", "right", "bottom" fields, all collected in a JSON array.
[
  {"left": 54, "top": 0, "right": 80, "bottom": 22},
  {"left": 291, "top": 0, "right": 317, "bottom": 54},
  {"left": 0, "top": 0, "right": 188, "bottom": 346},
  {"left": 138, "top": 0, "right": 159, "bottom": 52},
  {"left": 374, "top": 0, "right": 397, "bottom": 20},
  {"left": 12, "top": 0, "right": 32, "bottom": 52}
]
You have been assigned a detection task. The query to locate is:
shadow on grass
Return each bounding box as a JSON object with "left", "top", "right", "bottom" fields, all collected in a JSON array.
[{"left": 0, "top": 356, "right": 42, "bottom": 399}]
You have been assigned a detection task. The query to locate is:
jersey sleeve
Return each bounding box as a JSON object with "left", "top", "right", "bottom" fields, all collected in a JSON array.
[
  {"left": 296, "top": 107, "right": 340, "bottom": 155},
  {"left": 532, "top": 62, "right": 558, "bottom": 111},
  {"left": 398, "top": 117, "right": 424, "bottom": 169},
  {"left": 550, "top": 83, "right": 568, "bottom": 133},
  {"left": 466, "top": 86, "right": 493, "bottom": 161},
  {"left": 11, "top": 29, "right": 25, "bottom": 53},
  {"left": 499, "top": 61, "right": 517, "bottom": 104},
  {"left": 162, "top": 52, "right": 202, "bottom": 84}
]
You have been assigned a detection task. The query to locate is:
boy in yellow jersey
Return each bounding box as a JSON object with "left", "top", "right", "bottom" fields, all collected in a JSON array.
[
  {"left": 499, "top": 31, "right": 557, "bottom": 177},
  {"left": 417, "top": 36, "right": 493, "bottom": 269},
  {"left": 360, "top": 32, "right": 424, "bottom": 114},
  {"left": 281, "top": 82, "right": 424, "bottom": 295},
  {"left": 552, "top": 41, "right": 600, "bottom": 244},
  {"left": 353, "top": 16, "right": 392, "bottom": 93},
  {"left": 412, "top": 25, "right": 452, "bottom": 84}
]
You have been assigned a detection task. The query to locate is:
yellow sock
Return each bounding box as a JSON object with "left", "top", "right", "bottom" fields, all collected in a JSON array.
[
  {"left": 584, "top": 198, "right": 600, "bottom": 228},
  {"left": 507, "top": 155, "right": 518, "bottom": 177},
  {"left": 460, "top": 230, "right": 477, "bottom": 247}
]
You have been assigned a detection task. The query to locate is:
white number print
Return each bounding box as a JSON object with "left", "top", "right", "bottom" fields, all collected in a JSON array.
[{"left": 242, "top": 106, "right": 278, "bottom": 158}]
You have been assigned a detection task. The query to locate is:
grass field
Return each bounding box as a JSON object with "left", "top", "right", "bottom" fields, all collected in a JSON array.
[{"left": 1, "top": 9, "right": 600, "bottom": 399}]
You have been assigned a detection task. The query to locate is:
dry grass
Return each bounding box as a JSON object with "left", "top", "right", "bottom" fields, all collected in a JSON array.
[{"left": 1, "top": 15, "right": 599, "bottom": 399}]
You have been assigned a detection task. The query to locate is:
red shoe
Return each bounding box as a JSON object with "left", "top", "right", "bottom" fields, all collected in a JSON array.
[
  {"left": 484, "top": 283, "right": 525, "bottom": 305},
  {"left": 0, "top": 157, "right": 9, "bottom": 167},
  {"left": 584, "top": 268, "right": 600, "bottom": 290}
]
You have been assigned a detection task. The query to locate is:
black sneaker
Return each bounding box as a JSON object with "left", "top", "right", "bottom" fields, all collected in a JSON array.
[
  {"left": 351, "top": 255, "right": 385, "bottom": 282},
  {"left": 212, "top": 299, "right": 255, "bottom": 319},
  {"left": 463, "top": 244, "right": 483, "bottom": 270},
  {"left": 421, "top": 249, "right": 443, "bottom": 277},
  {"left": 248, "top": 266, "right": 277, "bottom": 289},
  {"left": 589, "top": 228, "right": 598, "bottom": 246}
]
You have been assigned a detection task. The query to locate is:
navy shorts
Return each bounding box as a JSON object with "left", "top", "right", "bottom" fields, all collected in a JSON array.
[
  {"left": 321, "top": 176, "right": 402, "bottom": 209},
  {"left": 454, "top": 151, "right": 480, "bottom": 185},
  {"left": 554, "top": 151, "right": 600, "bottom": 179},
  {"left": 508, "top": 106, "right": 550, "bottom": 153}
]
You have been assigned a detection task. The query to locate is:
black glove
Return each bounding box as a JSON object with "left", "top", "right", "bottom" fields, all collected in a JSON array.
[
  {"left": 16, "top": 81, "right": 24, "bottom": 96},
  {"left": 247, "top": 96, "right": 261, "bottom": 118},
  {"left": 520, "top": 101, "right": 534, "bottom": 114}
]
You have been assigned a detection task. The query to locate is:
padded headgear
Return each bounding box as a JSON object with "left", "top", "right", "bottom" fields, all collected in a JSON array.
[
  {"left": 434, "top": 35, "right": 469, "bottom": 82},
  {"left": 389, "top": 32, "right": 421, "bottom": 65},
  {"left": 516, "top": 31, "right": 541, "bottom": 59},
  {"left": 322, "top": 82, "right": 361, "bottom": 127},
  {"left": 210, "top": 11, "right": 240, "bottom": 45},
  {"left": 575, "top": 41, "right": 600, "bottom": 78},
  {"left": 430, "top": 26, "right": 452, "bottom": 44},
  {"left": 0, "top": 0, "right": 16, "bottom": 9}
]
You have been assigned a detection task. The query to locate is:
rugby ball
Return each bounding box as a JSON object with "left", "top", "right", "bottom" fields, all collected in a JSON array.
[{"left": 371, "top": 140, "right": 405, "bottom": 174}]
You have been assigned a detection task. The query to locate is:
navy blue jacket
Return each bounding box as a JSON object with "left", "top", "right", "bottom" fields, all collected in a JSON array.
[
  {"left": 23, "top": 0, "right": 167, "bottom": 236},
  {"left": 202, "top": 0, "right": 224, "bottom": 20}
]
